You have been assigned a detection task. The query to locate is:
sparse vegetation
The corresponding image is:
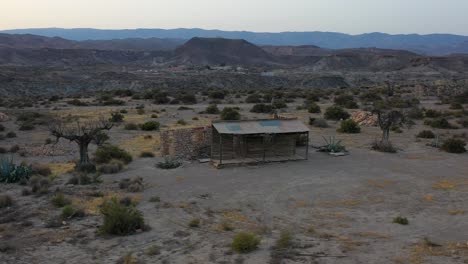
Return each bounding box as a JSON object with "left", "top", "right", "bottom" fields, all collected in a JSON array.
[
  {"left": 99, "top": 198, "right": 145, "bottom": 235},
  {"left": 95, "top": 145, "right": 132, "bottom": 165},
  {"left": 337, "top": 119, "right": 361, "bottom": 133},
  {"left": 324, "top": 105, "right": 350, "bottom": 120},
  {"left": 393, "top": 216, "right": 409, "bottom": 225},
  {"left": 440, "top": 138, "right": 466, "bottom": 153},
  {"left": 0, "top": 194, "right": 13, "bottom": 208},
  {"left": 139, "top": 121, "right": 160, "bottom": 131},
  {"left": 231, "top": 232, "right": 261, "bottom": 253},
  {"left": 416, "top": 130, "right": 436, "bottom": 139},
  {"left": 157, "top": 156, "right": 181, "bottom": 169},
  {"left": 220, "top": 107, "right": 241, "bottom": 120}
]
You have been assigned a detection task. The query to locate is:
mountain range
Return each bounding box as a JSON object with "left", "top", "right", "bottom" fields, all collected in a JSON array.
[{"left": 2, "top": 28, "right": 468, "bottom": 56}]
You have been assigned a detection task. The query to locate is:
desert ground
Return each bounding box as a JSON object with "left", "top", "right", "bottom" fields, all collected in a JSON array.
[{"left": 0, "top": 92, "right": 467, "bottom": 264}]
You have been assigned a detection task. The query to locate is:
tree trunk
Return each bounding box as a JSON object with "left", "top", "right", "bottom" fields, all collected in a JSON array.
[
  {"left": 77, "top": 140, "right": 96, "bottom": 172},
  {"left": 79, "top": 141, "right": 90, "bottom": 165},
  {"left": 382, "top": 128, "right": 390, "bottom": 143}
]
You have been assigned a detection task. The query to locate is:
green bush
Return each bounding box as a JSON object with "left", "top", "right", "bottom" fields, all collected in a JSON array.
[
  {"left": 99, "top": 198, "right": 145, "bottom": 235},
  {"left": 110, "top": 112, "right": 124, "bottom": 123},
  {"left": 188, "top": 218, "right": 200, "bottom": 228},
  {"left": 245, "top": 94, "right": 262, "bottom": 103},
  {"left": 61, "top": 205, "right": 75, "bottom": 218},
  {"left": 51, "top": 192, "right": 71, "bottom": 207},
  {"left": 424, "top": 118, "right": 454, "bottom": 129},
  {"left": 337, "top": 119, "right": 361, "bottom": 133},
  {"left": 393, "top": 216, "right": 409, "bottom": 225},
  {"left": 440, "top": 138, "right": 466, "bottom": 153},
  {"left": 250, "top": 104, "right": 274, "bottom": 113},
  {"left": 324, "top": 106, "right": 350, "bottom": 120},
  {"left": 275, "top": 231, "right": 293, "bottom": 249},
  {"left": 94, "top": 145, "right": 133, "bottom": 165},
  {"left": 334, "top": 95, "right": 358, "bottom": 109},
  {"left": 231, "top": 232, "right": 261, "bottom": 253},
  {"left": 424, "top": 109, "right": 442, "bottom": 118},
  {"left": 139, "top": 121, "right": 160, "bottom": 131},
  {"left": 220, "top": 107, "right": 241, "bottom": 120},
  {"left": 205, "top": 104, "right": 220, "bottom": 114},
  {"left": 307, "top": 103, "right": 321, "bottom": 113},
  {"left": 416, "top": 130, "right": 435, "bottom": 139},
  {"left": 272, "top": 100, "right": 287, "bottom": 109}
]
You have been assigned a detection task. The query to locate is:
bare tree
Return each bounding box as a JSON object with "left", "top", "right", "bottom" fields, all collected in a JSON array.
[
  {"left": 372, "top": 109, "right": 405, "bottom": 143},
  {"left": 49, "top": 117, "right": 114, "bottom": 171}
]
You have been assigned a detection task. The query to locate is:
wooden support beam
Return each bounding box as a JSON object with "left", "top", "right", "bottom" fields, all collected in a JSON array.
[
  {"left": 306, "top": 131, "right": 309, "bottom": 160},
  {"left": 219, "top": 134, "right": 223, "bottom": 165}
]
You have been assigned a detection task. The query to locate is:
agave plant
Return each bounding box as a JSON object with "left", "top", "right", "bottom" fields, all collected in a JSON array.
[
  {"left": 0, "top": 157, "right": 32, "bottom": 183},
  {"left": 321, "top": 136, "right": 346, "bottom": 153},
  {"left": 157, "top": 156, "right": 181, "bottom": 170}
]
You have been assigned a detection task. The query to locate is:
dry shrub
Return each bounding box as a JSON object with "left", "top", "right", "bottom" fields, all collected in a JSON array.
[
  {"left": 371, "top": 140, "right": 397, "bottom": 153},
  {"left": 31, "top": 163, "right": 52, "bottom": 176},
  {"left": 119, "top": 176, "right": 144, "bottom": 192},
  {"left": 0, "top": 194, "right": 13, "bottom": 208},
  {"left": 98, "top": 160, "right": 124, "bottom": 174},
  {"left": 99, "top": 198, "right": 145, "bottom": 235},
  {"left": 231, "top": 232, "right": 261, "bottom": 253}
]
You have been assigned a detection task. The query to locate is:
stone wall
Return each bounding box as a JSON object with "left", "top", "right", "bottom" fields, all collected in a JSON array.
[{"left": 160, "top": 126, "right": 212, "bottom": 160}]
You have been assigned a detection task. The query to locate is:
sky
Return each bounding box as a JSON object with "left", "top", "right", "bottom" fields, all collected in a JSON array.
[{"left": 1, "top": 0, "right": 468, "bottom": 35}]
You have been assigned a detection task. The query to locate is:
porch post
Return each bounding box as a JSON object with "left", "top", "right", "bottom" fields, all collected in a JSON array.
[
  {"left": 305, "top": 131, "right": 309, "bottom": 160},
  {"left": 219, "top": 134, "right": 223, "bottom": 165},
  {"left": 262, "top": 134, "right": 266, "bottom": 162}
]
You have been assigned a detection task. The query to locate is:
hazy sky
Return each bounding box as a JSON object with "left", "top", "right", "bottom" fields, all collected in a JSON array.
[{"left": 2, "top": 0, "right": 468, "bottom": 35}]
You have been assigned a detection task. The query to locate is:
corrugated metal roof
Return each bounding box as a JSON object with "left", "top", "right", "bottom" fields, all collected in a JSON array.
[{"left": 213, "top": 119, "right": 309, "bottom": 135}]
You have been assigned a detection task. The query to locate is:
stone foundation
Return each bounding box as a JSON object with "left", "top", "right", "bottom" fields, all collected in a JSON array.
[{"left": 160, "top": 126, "right": 212, "bottom": 160}]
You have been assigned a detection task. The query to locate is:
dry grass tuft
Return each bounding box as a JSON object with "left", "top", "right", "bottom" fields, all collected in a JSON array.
[
  {"left": 120, "top": 135, "right": 160, "bottom": 156},
  {"left": 48, "top": 162, "right": 76, "bottom": 176},
  {"left": 367, "top": 179, "right": 395, "bottom": 188},
  {"left": 448, "top": 210, "right": 465, "bottom": 215}
]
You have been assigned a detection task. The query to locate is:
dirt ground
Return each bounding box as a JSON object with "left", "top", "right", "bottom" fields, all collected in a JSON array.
[{"left": 0, "top": 97, "right": 467, "bottom": 264}]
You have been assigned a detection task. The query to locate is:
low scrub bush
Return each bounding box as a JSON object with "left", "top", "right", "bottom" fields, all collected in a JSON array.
[
  {"left": 124, "top": 123, "right": 139, "bottom": 130},
  {"left": 139, "top": 151, "right": 155, "bottom": 158},
  {"left": 139, "top": 121, "right": 160, "bottom": 131},
  {"left": 250, "top": 104, "right": 274, "bottom": 113},
  {"left": 205, "top": 104, "right": 220, "bottom": 114},
  {"left": 440, "top": 138, "right": 466, "bottom": 153},
  {"left": 337, "top": 119, "right": 361, "bottom": 133},
  {"left": 307, "top": 103, "right": 321, "bottom": 113},
  {"left": 157, "top": 157, "right": 181, "bottom": 169},
  {"left": 393, "top": 216, "right": 409, "bottom": 225},
  {"left": 31, "top": 163, "right": 52, "bottom": 176},
  {"left": 231, "top": 232, "right": 261, "bottom": 253},
  {"left": 372, "top": 140, "right": 397, "bottom": 153},
  {"left": 220, "top": 107, "right": 241, "bottom": 120},
  {"left": 275, "top": 231, "right": 293, "bottom": 249},
  {"left": 29, "top": 175, "right": 50, "bottom": 194},
  {"left": 95, "top": 145, "right": 132, "bottom": 165},
  {"left": 416, "top": 130, "right": 435, "bottom": 139},
  {"left": 110, "top": 112, "right": 124, "bottom": 123},
  {"left": 424, "top": 118, "right": 455, "bottom": 129},
  {"left": 188, "top": 218, "right": 200, "bottom": 228},
  {"left": 61, "top": 205, "right": 84, "bottom": 219},
  {"left": 97, "top": 160, "right": 124, "bottom": 174},
  {"left": 99, "top": 198, "right": 145, "bottom": 235},
  {"left": 312, "top": 118, "right": 328, "bottom": 128},
  {"left": 0, "top": 194, "right": 13, "bottom": 208},
  {"left": 51, "top": 192, "right": 71, "bottom": 207},
  {"left": 324, "top": 106, "right": 350, "bottom": 120}
]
